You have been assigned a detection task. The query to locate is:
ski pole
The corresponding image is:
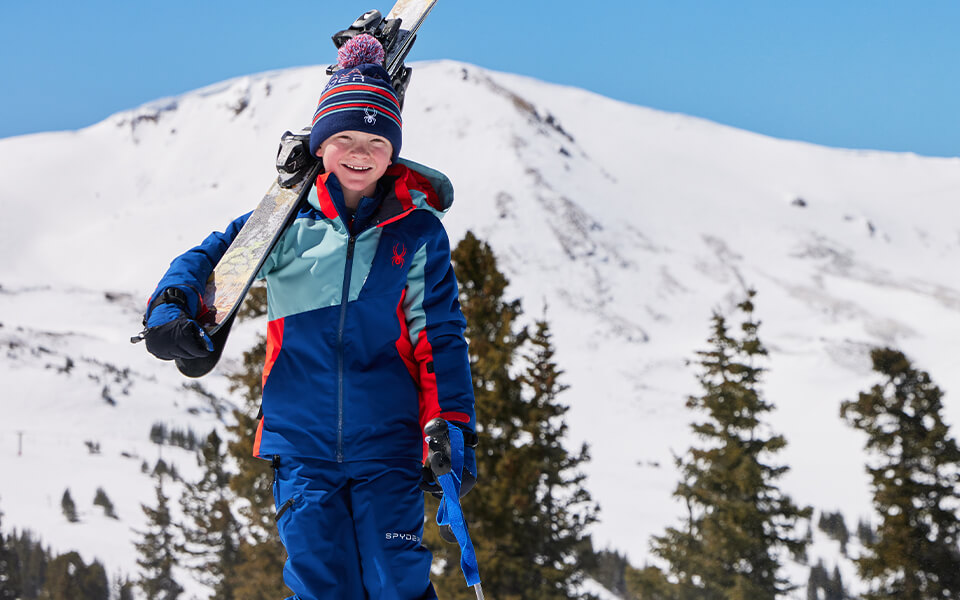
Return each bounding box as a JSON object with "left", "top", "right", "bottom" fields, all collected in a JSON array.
[{"left": 473, "top": 582, "right": 485, "bottom": 599}]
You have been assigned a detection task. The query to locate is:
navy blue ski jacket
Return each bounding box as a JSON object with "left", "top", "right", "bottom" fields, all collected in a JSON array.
[{"left": 149, "top": 159, "right": 476, "bottom": 463}]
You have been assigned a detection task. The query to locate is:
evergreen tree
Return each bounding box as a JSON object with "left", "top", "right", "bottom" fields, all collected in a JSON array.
[
  {"left": 806, "top": 561, "right": 828, "bottom": 600},
  {"left": 39, "top": 552, "right": 108, "bottom": 600},
  {"left": 9, "top": 529, "right": 50, "bottom": 599},
  {"left": 515, "top": 317, "right": 598, "bottom": 592},
  {"left": 427, "top": 232, "right": 598, "bottom": 599},
  {"left": 801, "top": 522, "right": 813, "bottom": 562},
  {"left": 0, "top": 505, "right": 23, "bottom": 600},
  {"left": 825, "top": 566, "right": 844, "bottom": 600},
  {"left": 224, "top": 284, "right": 290, "bottom": 600},
  {"left": 817, "top": 511, "right": 850, "bottom": 554},
  {"left": 625, "top": 563, "right": 673, "bottom": 600},
  {"left": 588, "top": 548, "right": 631, "bottom": 599},
  {"left": 93, "top": 487, "right": 117, "bottom": 519},
  {"left": 152, "top": 458, "right": 181, "bottom": 482},
  {"left": 115, "top": 575, "right": 136, "bottom": 600},
  {"left": 180, "top": 430, "right": 241, "bottom": 600},
  {"left": 60, "top": 489, "right": 78, "bottom": 523},
  {"left": 135, "top": 472, "right": 184, "bottom": 600},
  {"left": 150, "top": 423, "right": 168, "bottom": 445},
  {"left": 153, "top": 459, "right": 169, "bottom": 478},
  {"left": 856, "top": 518, "right": 876, "bottom": 547},
  {"left": 840, "top": 348, "right": 960, "bottom": 600},
  {"left": 805, "top": 560, "right": 846, "bottom": 600},
  {"left": 649, "top": 291, "right": 810, "bottom": 599}
]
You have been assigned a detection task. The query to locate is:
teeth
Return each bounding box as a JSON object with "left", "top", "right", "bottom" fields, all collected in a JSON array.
[{"left": 344, "top": 164, "right": 371, "bottom": 171}]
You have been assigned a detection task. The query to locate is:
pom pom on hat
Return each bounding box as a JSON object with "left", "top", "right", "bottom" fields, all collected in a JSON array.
[{"left": 337, "top": 34, "right": 385, "bottom": 69}]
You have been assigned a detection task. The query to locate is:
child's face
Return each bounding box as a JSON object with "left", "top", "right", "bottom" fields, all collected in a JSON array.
[{"left": 317, "top": 131, "right": 393, "bottom": 199}]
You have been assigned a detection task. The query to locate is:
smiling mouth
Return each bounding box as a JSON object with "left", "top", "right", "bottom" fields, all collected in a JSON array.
[{"left": 343, "top": 163, "right": 372, "bottom": 172}]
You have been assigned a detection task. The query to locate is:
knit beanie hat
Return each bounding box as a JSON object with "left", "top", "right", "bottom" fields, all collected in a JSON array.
[{"left": 309, "top": 34, "right": 403, "bottom": 161}]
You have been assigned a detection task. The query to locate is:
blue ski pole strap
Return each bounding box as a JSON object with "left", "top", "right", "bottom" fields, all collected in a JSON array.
[{"left": 436, "top": 425, "right": 482, "bottom": 587}]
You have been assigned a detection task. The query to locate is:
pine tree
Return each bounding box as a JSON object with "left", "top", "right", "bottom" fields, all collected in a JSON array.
[
  {"left": 224, "top": 284, "right": 290, "bottom": 600},
  {"left": 649, "top": 291, "right": 810, "bottom": 599},
  {"left": 60, "top": 489, "right": 78, "bottom": 523},
  {"left": 856, "top": 518, "right": 876, "bottom": 547},
  {"left": 625, "top": 563, "right": 674, "bottom": 600},
  {"left": 514, "top": 317, "right": 598, "bottom": 593},
  {"left": 114, "top": 575, "right": 136, "bottom": 600},
  {"left": 93, "top": 487, "right": 118, "bottom": 519},
  {"left": 0, "top": 504, "right": 23, "bottom": 600},
  {"left": 150, "top": 422, "right": 168, "bottom": 445},
  {"left": 825, "top": 566, "right": 844, "bottom": 600},
  {"left": 39, "top": 552, "right": 108, "bottom": 600},
  {"left": 180, "top": 430, "right": 241, "bottom": 600},
  {"left": 817, "top": 511, "right": 850, "bottom": 554},
  {"left": 427, "top": 232, "right": 598, "bottom": 599},
  {"left": 840, "top": 347, "right": 960, "bottom": 600},
  {"left": 806, "top": 561, "right": 827, "bottom": 600},
  {"left": 588, "top": 548, "right": 631, "bottom": 599},
  {"left": 9, "top": 529, "right": 50, "bottom": 599},
  {"left": 135, "top": 472, "right": 184, "bottom": 600},
  {"left": 153, "top": 459, "right": 170, "bottom": 478}
]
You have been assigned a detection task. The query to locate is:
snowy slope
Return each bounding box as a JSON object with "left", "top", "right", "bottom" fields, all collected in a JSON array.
[{"left": 2, "top": 60, "right": 960, "bottom": 597}]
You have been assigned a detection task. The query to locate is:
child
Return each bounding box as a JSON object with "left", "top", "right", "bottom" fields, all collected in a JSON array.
[{"left": 141, "top": 35, "right": 477, "bottom": 600}]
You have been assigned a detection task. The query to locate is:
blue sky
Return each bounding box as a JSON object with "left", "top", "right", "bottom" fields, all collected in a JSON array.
[{"left": 2, "top": 1, "right": 959, "bottom": 157}]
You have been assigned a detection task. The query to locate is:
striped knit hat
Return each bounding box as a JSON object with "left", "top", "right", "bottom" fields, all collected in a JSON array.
[{"left": 309, "top": 34, "right": 402, "bottom": 161}]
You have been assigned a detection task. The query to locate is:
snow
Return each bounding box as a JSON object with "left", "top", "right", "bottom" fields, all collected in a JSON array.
[{"left": 2, "top": 59, "right": 960, "bottom": 598}]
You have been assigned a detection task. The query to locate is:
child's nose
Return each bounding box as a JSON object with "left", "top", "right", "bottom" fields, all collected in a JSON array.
[{"left": 353, "top": 144, "right": 374, "bottom": 156}]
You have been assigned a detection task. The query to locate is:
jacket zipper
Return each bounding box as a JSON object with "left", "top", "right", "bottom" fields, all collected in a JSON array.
[{"left": 336, "top": 234, "right": 357, "bottom": 462}]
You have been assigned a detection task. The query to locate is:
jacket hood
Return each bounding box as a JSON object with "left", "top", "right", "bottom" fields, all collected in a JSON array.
[
  {"left": 308, "top": 158, "right": 454, "bottom": 229},
  {"left": 394, "top": 157, "right": 455, "bottom": 219}
]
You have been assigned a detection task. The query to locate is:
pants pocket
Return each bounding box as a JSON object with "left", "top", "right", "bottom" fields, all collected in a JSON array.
[
  {"left": 271, "top": 455, "right": 301, "bottom": 522},
  {"left": 276, "top": 497, "right": 296, "bottom": 521}
]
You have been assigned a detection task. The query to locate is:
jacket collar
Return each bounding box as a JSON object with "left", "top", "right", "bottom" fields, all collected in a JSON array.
[{"left": 310, "top": 162, "right": 448, "bottom": 233}]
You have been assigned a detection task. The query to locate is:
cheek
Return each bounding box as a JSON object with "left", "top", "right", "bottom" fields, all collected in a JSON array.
[
  {"left": 375, "top": 147, "right": 393, "bottom": 163},
  {"left": 319, "top": 145, "right": 341, "bottom": 162}
]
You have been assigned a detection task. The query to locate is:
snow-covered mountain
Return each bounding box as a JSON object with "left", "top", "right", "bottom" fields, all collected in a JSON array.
[{"left": 2, "top": 60, "right": 960, "bottom": 598}]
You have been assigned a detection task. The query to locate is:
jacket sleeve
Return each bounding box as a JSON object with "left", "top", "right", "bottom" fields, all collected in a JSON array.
[
  {"left": 147, "top": 212, "right": 252, "bottom": 318},
  {"left": 402, "top": 223, "right": 476, "bottom": 436}
]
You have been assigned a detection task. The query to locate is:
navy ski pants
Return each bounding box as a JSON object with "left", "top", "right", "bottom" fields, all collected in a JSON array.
[{"left": 273, "top": 456, "right": 437, "bottom": 600}]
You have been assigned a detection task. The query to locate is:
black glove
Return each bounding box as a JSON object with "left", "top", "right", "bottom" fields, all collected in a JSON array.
[
  {"left": 419, "top": 419, "right": 478, "bottom": 498},
  {"left": 420, "top": 419, "right": 479, "bottom": 544},
  {"left": 140, "top": 289, "right": 213, "bottom": 361}
]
